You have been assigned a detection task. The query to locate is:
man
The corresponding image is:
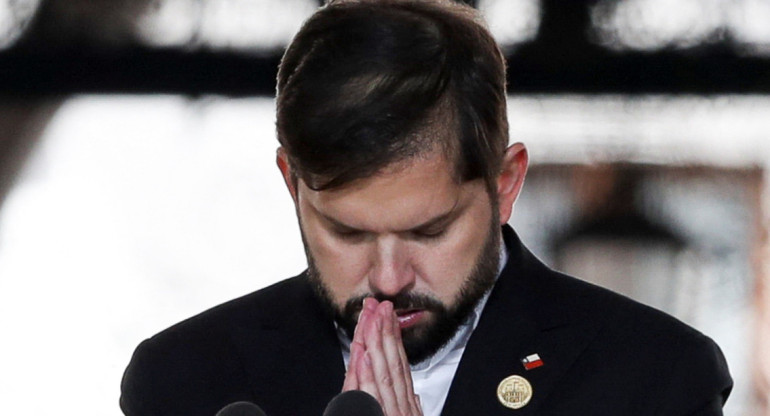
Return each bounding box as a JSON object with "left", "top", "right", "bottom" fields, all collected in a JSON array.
[{"left": 120, "top": 1, "right": 732, "bottom": 415}]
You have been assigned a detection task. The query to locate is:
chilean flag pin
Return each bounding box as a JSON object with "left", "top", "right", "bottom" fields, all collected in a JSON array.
[{"left": 521, "top": 353, "right": 544, "bottom": 370}]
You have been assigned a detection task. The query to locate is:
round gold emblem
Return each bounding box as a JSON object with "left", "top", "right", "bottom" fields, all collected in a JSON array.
[{"left": 496, "top": 375, "right": 533, "bottom": 409}]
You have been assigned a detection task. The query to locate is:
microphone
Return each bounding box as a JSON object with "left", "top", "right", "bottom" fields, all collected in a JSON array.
[
  {"left": 215, "top": 401, "right": 267, "bottom": 416},
  {"left": 323, "top": 390, "right": 385, "bottom": 416}
]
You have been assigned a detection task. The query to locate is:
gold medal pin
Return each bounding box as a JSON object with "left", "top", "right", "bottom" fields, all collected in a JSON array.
[{"left": 497, "top": 375, "right": 533, "bottom": 410}]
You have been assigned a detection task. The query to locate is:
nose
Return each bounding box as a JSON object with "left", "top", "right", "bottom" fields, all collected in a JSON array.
[{"left": 368, "top": 235, "right": 415, "bottom": 297}]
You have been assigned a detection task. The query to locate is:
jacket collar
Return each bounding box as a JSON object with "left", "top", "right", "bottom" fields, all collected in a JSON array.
[{"left": 441, "top": 225, "right": 604, "bottom": 416}]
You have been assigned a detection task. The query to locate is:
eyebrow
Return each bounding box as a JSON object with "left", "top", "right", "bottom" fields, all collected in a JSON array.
[{"left": 319, "top": 197, "right": 462, "bottom": 234}]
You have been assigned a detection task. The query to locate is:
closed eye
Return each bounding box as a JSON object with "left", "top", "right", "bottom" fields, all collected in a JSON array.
[
  {"left": 332, "top": 227, "right": 368, "bottom": 241},
  {"left": 411, "top": 226, "right": 447, "bottom": 240}
]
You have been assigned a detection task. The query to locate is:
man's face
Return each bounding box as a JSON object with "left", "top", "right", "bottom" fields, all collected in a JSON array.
[{"left": 293, "top": 151, "right": 503, "bottom": 364}]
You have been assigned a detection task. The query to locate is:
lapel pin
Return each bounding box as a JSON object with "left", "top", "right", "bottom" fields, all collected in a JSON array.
[
  {"left": 497, "top": 375, "right": 533, "bottom": 410},
  {"left": 521, "top": 353, "right": 544, "bottom": 370}
]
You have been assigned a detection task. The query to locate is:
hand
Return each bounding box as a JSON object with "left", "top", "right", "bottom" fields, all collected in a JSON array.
[{"left": 342, "top": 298, "right": 423, "bottom": 416}]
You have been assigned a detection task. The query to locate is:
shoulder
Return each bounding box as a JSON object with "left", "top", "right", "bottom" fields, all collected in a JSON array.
[
  {"left": 547, "top": 270, "right": 732, "bottom": 413},
  {"left": 146, "top": 274, "right": 309, "bottom": 347},
  {"left": 558, "top": 269, "right": 715, "bottom": 350},
  {"left": 504, "top": 227, "right": 717, "bottom": 343},
  {"left": 120, "top": 274, "right": 313, "bottom": 416},
  {"left": 537, "top": 266, "right": 720, "bottom": 357}
]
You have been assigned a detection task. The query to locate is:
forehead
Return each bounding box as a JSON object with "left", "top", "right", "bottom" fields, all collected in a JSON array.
[{"left": 299, "top": 152, "right": 486, "bottom": 232}]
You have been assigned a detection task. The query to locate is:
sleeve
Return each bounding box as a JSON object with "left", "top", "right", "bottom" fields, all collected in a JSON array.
[
  {"left": 120, "top": 339, "right": 156, "bottom": 416},
  {"left": 655, "top": 334, "right": 733, "bottom": 416},
  {"left": 119, "top": 331, "right": 255, "bottom": 416},
  {"left": 686, "top": 397, "right": 729, "bottom": 416}
]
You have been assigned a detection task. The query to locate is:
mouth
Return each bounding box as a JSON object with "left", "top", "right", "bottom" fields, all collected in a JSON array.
[{"left": 395, "top": 309, "right": 425, "bottom": 329}]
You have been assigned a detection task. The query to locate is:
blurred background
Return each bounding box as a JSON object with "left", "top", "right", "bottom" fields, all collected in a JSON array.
[{"left": 0, "top": 0, "right": 768, "bottom": 414}]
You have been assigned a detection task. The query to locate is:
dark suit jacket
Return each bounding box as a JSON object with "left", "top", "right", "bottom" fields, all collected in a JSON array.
[{"left": 120, "top": 226, "right": 732, "bottom": 416}]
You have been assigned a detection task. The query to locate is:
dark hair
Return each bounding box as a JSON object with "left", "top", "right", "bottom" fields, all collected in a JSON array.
[{"left": 276, "top": 0, "right": 508, "bottom": 191}]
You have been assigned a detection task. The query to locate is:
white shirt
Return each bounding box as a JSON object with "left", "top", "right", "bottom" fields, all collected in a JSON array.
[{"left": 337, "top": 240, "right": 508, "bottom": 416}]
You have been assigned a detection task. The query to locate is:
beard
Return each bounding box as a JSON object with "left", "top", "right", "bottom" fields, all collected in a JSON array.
[{"left": 303, "top": 214, "right": 502, "bottom": 365}]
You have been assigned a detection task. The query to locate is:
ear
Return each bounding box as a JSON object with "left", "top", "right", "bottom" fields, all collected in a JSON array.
[
  {"left": 276, "top": 147, "right": 298, "bottom": 203},
  {"left": 496, "top": 142, "right": 528, "bottom": 225}
]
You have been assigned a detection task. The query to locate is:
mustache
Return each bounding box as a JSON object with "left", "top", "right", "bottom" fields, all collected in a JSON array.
[{"left": 342, "top": 292, "right": 445, "bottom": 317}]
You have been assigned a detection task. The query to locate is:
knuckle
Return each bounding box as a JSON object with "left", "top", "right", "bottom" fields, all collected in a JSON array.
[{"left": 389, "top": 361, "right": 403, "bottom": 373}]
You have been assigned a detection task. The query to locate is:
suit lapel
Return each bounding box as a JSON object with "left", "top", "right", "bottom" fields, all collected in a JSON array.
[{"left": 441, "top": 227, "right": 604, "bottom": 416}]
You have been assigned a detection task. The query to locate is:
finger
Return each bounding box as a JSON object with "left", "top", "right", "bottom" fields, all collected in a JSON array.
[
  {"left": 413, "top": 394, "right": 423, "bottom": 416},
  {"left": 346, "top": 298, "right": 378, "bottom": 392},
  {"left": 352, "top": 298, "right": 376, "bottom": 345},
  {"left": 342, "top": 341, "right": 364, "bottom": 391},
  {"left": 391, "top": 311, "right": 414, "bottom": 396},
  {"left": 363, "top": 296, "right": 378, "bottom": 311},
  {"left": 389, "top": 311, "right": 421, "bottom": 415},
  {"left": 356, "top": 349, "right": 383, "bottom": 405},
  {"left": 362, "top": 305, "right": 397, "bottom": 414},
  {"left": 379, "top": 301, "right": 413, "bottom": 414},
  {"left": 365, "top": 302, "right": 412, "bottom": 416}
]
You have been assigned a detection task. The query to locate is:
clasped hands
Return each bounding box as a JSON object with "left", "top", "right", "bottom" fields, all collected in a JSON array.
[{"left": 342, "top": 297, "right": 423, "bottom": 416}]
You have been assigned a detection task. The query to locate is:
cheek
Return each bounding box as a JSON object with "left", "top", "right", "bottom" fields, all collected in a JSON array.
[
  {"left": 303, "top": 220, "right": 371, "bottom": 303},
  {"left": 412, "top": 216, "right": 490, "bottom": 301}
]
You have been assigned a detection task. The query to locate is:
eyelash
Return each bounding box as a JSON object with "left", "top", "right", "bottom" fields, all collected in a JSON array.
[
  {"left": 331, "top": 226, "right": 448, "bottom": 241},
  {"left": 334, "top": 229, "right": 367, "bottom": 241},
  {"left": 413, "top": 227, "right": 447, "bottom": 239}
]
